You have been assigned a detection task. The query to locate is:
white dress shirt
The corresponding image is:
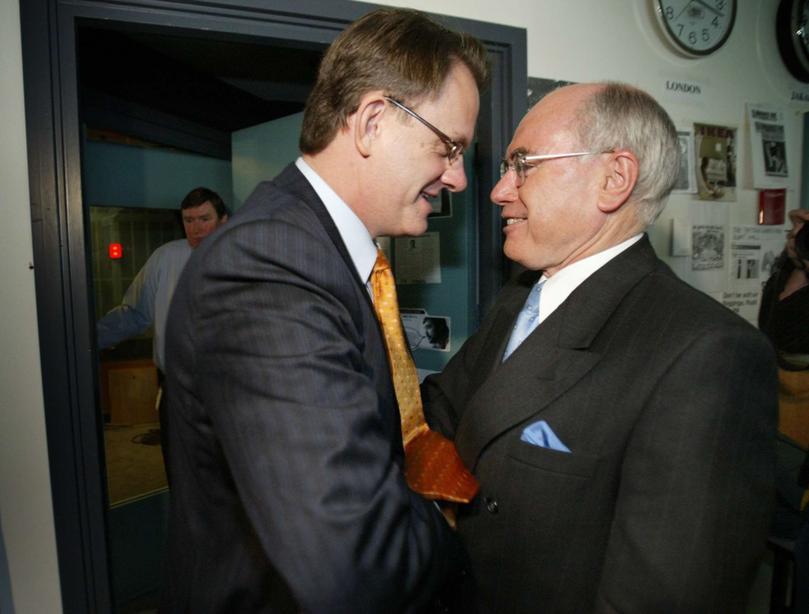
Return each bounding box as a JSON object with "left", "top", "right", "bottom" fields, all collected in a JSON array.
[
  {"left": 536, "top": 234, "right": 643, "bottom": 326},
  {"left": 295, "top": 157, "right": 377, "bottom": 288}
]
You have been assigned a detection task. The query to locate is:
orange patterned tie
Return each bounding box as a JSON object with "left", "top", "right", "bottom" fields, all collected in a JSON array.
[{"left": 370, "top": 249, "right": 478, "bottom": 503}]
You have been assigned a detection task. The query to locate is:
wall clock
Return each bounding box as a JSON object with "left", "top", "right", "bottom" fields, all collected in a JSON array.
[
  {"left": 776, "top": 0, "right": 809, "bottom": 82},
  {"left": 654, "top": 0, "right": 737, "bottom": 57}
]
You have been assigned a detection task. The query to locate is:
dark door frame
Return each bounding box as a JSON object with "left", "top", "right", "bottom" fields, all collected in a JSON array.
[{"left": 20, "top": 1, "right": 526, "bottom": 610}]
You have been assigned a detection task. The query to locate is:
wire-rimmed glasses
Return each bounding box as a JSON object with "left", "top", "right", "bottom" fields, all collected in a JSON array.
[
  {"left": 384, "top": 96, "right": 465, "bottom": 164},
  {"left": 499, "top": 149, "right": 614, "bottom": 187}
]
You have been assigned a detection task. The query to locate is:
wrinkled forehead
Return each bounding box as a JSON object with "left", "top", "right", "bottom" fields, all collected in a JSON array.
[
  {"left": 508, "top": 84, "right": 598, "bottom": 155},
  {"left": 508, "top": 104, "right": 577, "bottom": 156}
]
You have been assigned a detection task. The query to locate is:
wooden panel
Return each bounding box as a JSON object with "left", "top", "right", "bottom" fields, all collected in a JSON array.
[{"left": 106, "top": 362, "right": 158, "bottom": 425}]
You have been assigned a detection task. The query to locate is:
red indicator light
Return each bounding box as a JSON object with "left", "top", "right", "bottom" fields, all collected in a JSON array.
[{"left": 108, "top": 243, "right": 123, "bottom": 259}]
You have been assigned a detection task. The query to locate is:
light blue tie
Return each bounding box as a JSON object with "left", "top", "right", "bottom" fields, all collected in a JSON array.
[{"left": 502, "top": 280, "right": 545, "bottom": 361}]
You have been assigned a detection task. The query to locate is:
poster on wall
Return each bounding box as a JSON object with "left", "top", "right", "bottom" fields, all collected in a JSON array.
[
  {"left": 673, "top": 128, "right": 696, "bottom": 194},
  {"left": 666, "top": 201, "right": 729, "bottom": 295},
  {"left": 746, "top": 104, "right": 790, "bottom": 189},
  {"left": 694, "top": 123, "right": 737, "bottom": 202},
  {"left": 394, "top": 232, "right": 441, "bottom": 284},
  {"left": 728, "top": 225, "right": 786, "bottom": 287},
  {"left": 401, "top": 309, "right": 451, "bottom": 352},
  {"left": 692, "top": 225, "right": 725, "bottom": 271},
  {"left": 721, "top": 225, "right": 786, "bottom": 323}
]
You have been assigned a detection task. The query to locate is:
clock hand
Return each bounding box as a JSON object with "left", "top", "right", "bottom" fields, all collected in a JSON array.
[
  {"left": 674, "top": 0, "right": 696, "bottom": 21},
  {"left": 692, "top": 0, "right": 724, "bottom": 17}
]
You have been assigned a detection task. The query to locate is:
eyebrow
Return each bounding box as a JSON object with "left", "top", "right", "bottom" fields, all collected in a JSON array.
[{"left": 507, "top": 146, "right": 529, "bottom": 158}]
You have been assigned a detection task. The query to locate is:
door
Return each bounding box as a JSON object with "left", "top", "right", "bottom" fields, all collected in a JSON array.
[{"left": 20, "top": 1, "right": 526, "bottom": 610}]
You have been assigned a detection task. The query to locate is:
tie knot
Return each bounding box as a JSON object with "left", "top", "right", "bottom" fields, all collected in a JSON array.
[{"left": 373, "top": 249, "right": 391, "bottom": 274}]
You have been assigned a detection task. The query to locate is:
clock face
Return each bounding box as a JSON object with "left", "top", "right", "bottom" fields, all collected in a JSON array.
[{"left": 655, "top": 0, "right": 737, "bottom": 56}]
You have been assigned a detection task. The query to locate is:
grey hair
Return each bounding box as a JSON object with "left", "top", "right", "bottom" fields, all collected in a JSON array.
[{"left": 574, "top": 82, "right": 680, "bottom": 227}]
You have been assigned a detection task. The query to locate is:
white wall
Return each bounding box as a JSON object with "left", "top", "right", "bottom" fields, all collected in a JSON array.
[
  {"left": 0, "top": 2, "right": 63, "bottom": 613},
  {"left": 364, "top": 0, "right": 809, "bottom": 318}
]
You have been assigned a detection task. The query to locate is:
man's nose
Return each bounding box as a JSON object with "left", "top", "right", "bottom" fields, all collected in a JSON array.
[
  {"left": 490, "top": 172, "right": 517, "bottom": 207},
  {"left": 441, "top": 158, "right": 468, "bottom": 192}
]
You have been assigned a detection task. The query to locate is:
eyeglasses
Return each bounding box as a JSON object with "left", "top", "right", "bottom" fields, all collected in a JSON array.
[
  {"left": 499, "top": 149, "right": 614, "bottom": 187},
  {"left": 384, "top": 97, "right": 464, "bottom": 164}
]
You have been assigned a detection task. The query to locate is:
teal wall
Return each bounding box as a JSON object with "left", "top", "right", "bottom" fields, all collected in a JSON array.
[
  {"left": 231, "top": 112, "right": 304, "bottom": 210},
  {"left": 82, "top": 140, "right": 233, "bottom": 210},
  {"left": 398, "top": 150, "right": 478, "bottom": 372}
]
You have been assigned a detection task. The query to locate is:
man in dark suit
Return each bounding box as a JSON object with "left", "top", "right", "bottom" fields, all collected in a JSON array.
[
  {"left": 160, "top": 9, "right": 487, "bottom": 613},
  {"left": 423, "top": 82, "right": 778, "bottom": 613}
]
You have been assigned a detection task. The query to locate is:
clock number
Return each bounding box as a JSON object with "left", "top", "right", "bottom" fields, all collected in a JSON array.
[
  {"left": 717, "top": 0, "right": 726, "bottom": 10},
  {"left": 712, "top": 16, "right": 719, "bottom": 28},
  {"left": 689, "top": 30, "right": 697, "bottom": 45},
  {"left": 665, "top": 5, "right": 674, "bottom": 19},
  {"left": 677, "top": 24, "right": 684, "bottom": 37},
  {"left": 702, "top": 28, "right": 710, "bottom": 42}
]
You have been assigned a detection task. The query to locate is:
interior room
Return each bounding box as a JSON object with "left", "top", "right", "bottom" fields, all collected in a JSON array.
[{"left": 3, "top": 1, "right": 809, "bottom": 612}]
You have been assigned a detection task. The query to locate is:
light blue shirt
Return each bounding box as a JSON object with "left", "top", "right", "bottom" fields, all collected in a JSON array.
[
  {"left": 96, "top": 238, "right": 192, "bottom": 371},
  {"left": 295, "top": 157, "right": 378, "bottom": 288}
]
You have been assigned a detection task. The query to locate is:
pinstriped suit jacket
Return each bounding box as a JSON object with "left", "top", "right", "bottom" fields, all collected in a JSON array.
[
  {"left": 423, "top": 236, "right": 778, "bottom": 613},
  {"left": 161, "top": 164, "right": 460, "bottom": 613}
]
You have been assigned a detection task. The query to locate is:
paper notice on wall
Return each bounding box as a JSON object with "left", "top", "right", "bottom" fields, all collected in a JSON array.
[
  {"left": 672, "top": 128, "right": 696, "bottom": 194},
  {"left": 729, "top": 225, "right": 788, "bottom": 290},
  {"left": 667, "top": 201, "right": 728, "bottom": 294},
  {"left": 692, "top": 225, "right": 725, "bottom": 271},
  {"left": 721, "top": 290, "right": 763, "bottom": 324},
  {"left": 747, "top": 104, "right": 790, "bottom": 189},
  {"left": 694, "top": 123, "right": 737, "bottom": 201},
  {"left": 394, "top": 232, "right": 441, "bottom": 284}
]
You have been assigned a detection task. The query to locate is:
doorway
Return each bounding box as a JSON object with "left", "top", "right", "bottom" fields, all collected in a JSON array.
[{"left": 21, "top": 1, "right": 526, "bottom": 611}]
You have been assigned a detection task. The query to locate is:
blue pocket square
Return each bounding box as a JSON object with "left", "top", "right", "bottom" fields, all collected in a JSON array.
[{"left": 520, "top": 420, "right": 571, "bottom": 453}]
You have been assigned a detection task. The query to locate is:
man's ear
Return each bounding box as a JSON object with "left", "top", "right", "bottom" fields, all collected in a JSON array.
[
  {"left": 353, "top": 95, "right": 387, "bottom": 158},
  {"left": 598, "top": 149, "right": 639, "bottom": 213}
]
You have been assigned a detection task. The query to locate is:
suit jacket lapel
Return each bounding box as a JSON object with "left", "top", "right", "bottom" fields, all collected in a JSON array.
[
  {"left": 272, "top": 164, "right": 374, "bottom": 310},
  {"left": 456, "top": 236, "right": 661, "bottom": 468}
]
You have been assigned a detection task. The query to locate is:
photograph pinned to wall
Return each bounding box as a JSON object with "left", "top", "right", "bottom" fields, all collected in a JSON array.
[
  {"left": 672, "top": 128, "right": 696, "bottom": 194},
  {"left": 401, "top": 309, "right": 451, "bottom": 352},
  {"left": 747, "top": 104, "right": 789, "bottom": 188},
  {"left": 527, "top": 77, "right": 574, "bottom": 109},
  {"left": 692, "top": 224, "right": 725, "bottom": 271},
  {"left": 394, "top": 232, "right": 441, "bottom": 284},
  {"left": 694, "top": 123, "right": 737, "bottom": 202},
  {"left": 427, "top": 190, "right": 452, "bottom": 218}
]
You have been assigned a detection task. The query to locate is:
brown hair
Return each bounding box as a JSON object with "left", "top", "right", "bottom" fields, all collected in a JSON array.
[
  {"left": 180, "top": 187, "right": 227, "bottom": 218},
  {"left": 299, "top": 8, "right": 488, "bottom": 154}
]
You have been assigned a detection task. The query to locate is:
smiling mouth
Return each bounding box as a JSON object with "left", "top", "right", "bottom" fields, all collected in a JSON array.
[{"left": 505, "top": 218, "right": 526, "bottom": 225}]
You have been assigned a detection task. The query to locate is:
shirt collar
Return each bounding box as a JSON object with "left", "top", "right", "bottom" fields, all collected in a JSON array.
[
  {"left": 537, "top": 233, "right": 643, "bottom": 325},
  {"left": 295, "top": 157, "right": 377, "bottom": 286}
]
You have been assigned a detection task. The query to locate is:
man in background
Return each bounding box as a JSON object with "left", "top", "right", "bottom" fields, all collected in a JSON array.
[
  {"left": 97, "top": 186, "right": 227, "bottom": 474},
  {"left": 423, "top": 82, "right": 777, "bottom": 613},
  {"left": 162, "top": 9, "right": 487, "bottom": 613}
]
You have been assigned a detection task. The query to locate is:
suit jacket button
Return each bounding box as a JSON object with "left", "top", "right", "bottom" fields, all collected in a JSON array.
[{"left": 484, "top": 497, "right": 498, "bottom": 514}]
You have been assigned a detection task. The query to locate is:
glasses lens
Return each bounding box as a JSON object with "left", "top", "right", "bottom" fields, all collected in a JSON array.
[
  {"left": 447, "top": 143, "right": 463, "bottom": 164},
  {"left": 499, "top": 154, "right": 525, "bottom": 186}
]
